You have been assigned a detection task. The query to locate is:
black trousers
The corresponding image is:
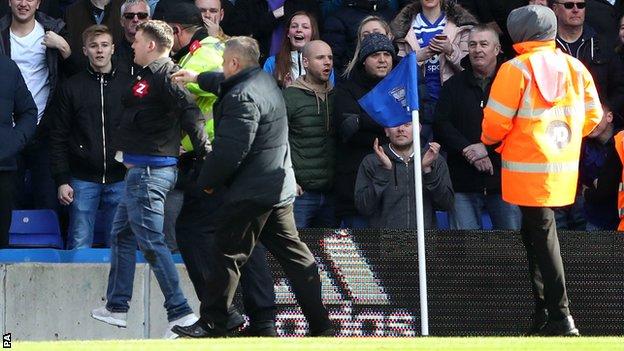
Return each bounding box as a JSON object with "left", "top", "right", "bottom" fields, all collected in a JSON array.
[
  {"left": 519, "top": 206, "right": 570, "bottom": 321},
  {"left": 0, "top": 171, "right": 14, "bottom": 248},
  {"left": 175, "top": 190, "right": 276, "bottom": 325},
  {"left": 204, "top": 201, "right": 331, "bottom": 334}
]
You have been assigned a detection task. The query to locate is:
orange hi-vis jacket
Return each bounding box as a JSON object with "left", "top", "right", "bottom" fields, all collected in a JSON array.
[
  {"left": 613, "top": 131, "right": 624, "bottom": 230},
  {"left": 481, "top": 41, "right": 603, "bottom": 207}
]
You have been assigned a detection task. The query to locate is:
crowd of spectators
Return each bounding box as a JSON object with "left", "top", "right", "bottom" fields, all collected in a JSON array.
[{"left": 1, "top": 0, "right": 623, "bottom": 250}]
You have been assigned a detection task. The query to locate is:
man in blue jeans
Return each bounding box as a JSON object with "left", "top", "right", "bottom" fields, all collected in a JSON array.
[
  {"left": 50, "top": 25, "right": 131, "bottom": 249},
  {"left": 90, "top": 20, "right": 209, "bottom": 339}
]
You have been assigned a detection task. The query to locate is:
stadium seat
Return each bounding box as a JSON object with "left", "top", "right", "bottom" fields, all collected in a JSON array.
[
  {"left": 9, "top": 210, "right": 64, "bottom": 249},
  {"left": 63, "top": 248, "right": 112, "bottom": 263},
  {"left": 0, "top": 248, "right": 62, "bottom": 263}
]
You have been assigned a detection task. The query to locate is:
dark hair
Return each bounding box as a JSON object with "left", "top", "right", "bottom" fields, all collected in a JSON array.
[
  {"left": 82, "top": 24, "right": 113, "bottom": 46},
  {"left": 136, "top": 20, "right": 174, "bottom": 52},
  {"left": 274, "top": 11, "right": 320, "bottom": 88}
]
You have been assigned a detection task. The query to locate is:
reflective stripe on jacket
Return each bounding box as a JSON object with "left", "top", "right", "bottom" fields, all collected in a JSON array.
[
  {"left": 613, "top": 131, "right": 624, "bottom": 231},
  {"left": 481, "top": 40, "right": 603, "bottom": 207}
]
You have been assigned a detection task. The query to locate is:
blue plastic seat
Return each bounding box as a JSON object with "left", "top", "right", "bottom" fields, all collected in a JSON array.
[
  {"left": 9, "top": 210, "right": 64, "bottom": 249},
  {"left": 62, "top": 248, "right": 112, "bottom": 263},
  {"left": 482, "top": 211, "right": 493, "bottom": 230},
  {"left": 0, "top": 248, "right": 62, "bottom": 263}
]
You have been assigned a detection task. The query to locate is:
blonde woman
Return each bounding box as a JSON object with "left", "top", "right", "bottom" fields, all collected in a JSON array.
[{"left": 342, "top": 16, "right": 393, "bottom": 78}]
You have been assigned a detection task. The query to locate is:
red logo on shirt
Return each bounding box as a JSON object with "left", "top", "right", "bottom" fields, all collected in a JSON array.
[
  {"left": 132, "top": 80, "right": 149, "bottom": 98},
  {"left": 189, "top": 40, "right": 201, "bottom": 54}
]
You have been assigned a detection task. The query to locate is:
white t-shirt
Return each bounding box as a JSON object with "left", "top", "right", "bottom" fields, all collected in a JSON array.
[{"left": 10, "top": 21, "right": 50, "bottom": 124}]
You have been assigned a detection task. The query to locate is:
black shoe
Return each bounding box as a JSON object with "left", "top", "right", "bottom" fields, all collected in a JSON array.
[
  {"left": 241, "top": 321, "right": 278, "bottom": 337},
  {"left": 539, "top": 316, "right": 580, "bottom": 336},
  {"left": 525, "top": 309, "right": 548, "bottom": 336},
  {"left": 226, "top": 311, "right": 245, "bottom": 332},
  {"left": 172, "top": 319, "right": 227, "bottom": 338}
]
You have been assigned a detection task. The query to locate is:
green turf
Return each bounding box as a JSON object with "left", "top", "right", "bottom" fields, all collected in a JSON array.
[{"left": 14, "top": 337, "right": 624, "bottom": 351}]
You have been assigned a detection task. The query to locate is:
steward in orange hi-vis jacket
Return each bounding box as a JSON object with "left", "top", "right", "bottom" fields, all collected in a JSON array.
[
  {"left": 481, "top": 39, "right": 602, "bottom": 207},
  {"left": 481, "top": 5, "right": 603, "bottom": 337}
]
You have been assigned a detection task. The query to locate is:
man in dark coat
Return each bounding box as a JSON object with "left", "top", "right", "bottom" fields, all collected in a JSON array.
[
  {"left": 0, "top": 55, "right": 37, "bottom": 248},
  {"left": 170, "top": 36, "right": 333, "bottom": 338},
  {"left": 433, "top": 25, "right": 521, "bottom": 230}
]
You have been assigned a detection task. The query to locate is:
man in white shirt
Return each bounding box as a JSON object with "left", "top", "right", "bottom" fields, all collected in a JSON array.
[{"left": 0, "top": 0, "right": 70, "bottom": 212}]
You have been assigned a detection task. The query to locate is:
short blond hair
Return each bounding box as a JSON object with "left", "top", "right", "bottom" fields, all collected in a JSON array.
[{"left": 136, "top": 20, "right": 174, "bottom": 52}]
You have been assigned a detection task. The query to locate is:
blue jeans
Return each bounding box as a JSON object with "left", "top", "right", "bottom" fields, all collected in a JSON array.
[
  {"left": 449, "top": 192, "right": 521, "bottom": 230},
  {"left": 293, "top": 191, "right": 337, "bottom": 228},
  {"left": 339, "top": 215, "right": 369, "bottom": 229},
  {"left": 68, "top": 179, "right": 124, "bottom": 249},
  {"left": 106, "top": 166, "right": 193, "bottom": 321}
]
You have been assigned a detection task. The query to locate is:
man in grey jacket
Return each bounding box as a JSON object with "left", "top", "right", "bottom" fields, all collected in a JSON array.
[
  {"left": 355, "top": 122, "right": 454, "bottom": 229},
  {"left": 170, "top": 36, "right": 333, "bottom": 338}
]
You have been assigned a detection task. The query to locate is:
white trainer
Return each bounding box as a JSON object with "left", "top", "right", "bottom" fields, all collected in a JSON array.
[
  {"left": 91, "top": 306, "right": 127, "bottom": 328},
  {"left": 164, "top": 313, "right": 199, "bottom": 339}
]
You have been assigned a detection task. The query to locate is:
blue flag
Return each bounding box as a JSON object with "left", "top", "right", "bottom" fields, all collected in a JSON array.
[{"left": 358, "top": 52, "right": 419, "bottom": 128}]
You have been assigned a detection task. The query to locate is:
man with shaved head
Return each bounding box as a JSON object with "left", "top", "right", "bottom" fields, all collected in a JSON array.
[{"left": 282, "top": 40, "right": 338, "bottom": 228}]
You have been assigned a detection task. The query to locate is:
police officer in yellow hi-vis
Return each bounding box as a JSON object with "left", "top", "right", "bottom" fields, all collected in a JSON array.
[{"left": 478, "top": 5, "right": 602, "bottom": 336}]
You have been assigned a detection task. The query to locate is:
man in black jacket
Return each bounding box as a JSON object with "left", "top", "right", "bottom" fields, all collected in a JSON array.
[
  {"left": 49, "top": 25, "right": 131, "bottom": 249},
  {"left": 434, "top": 25, "right": 521, "bottom": 230},
  {"left": 91, "top": 20, "right": 207, "bottom": 339},
  {"left": 170, "top": 36, "right": 333, "bottom": 338},
  {"left": 0, "top": 55, "right": 37, "bottom": 248}
]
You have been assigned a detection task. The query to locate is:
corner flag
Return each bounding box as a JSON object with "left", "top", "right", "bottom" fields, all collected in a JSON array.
[
  {"left": 358, "top": 52, "right": 419, "bottom": 127},
  {"left": 358, "top": 51, "right": 430, "bottom": 336}
]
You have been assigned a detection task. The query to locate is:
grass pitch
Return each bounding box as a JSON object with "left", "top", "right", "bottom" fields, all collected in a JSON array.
[{"left": 14, "top": 337, "right": 624, "bottom": 351}]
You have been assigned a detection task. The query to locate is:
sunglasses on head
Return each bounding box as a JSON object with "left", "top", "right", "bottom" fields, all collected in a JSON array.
[
  {"left": 123, "top": 12, "right": 149, "bottom": 20},
  {"left": 555, "top": 1, "right": 586, "bottom": 9}
]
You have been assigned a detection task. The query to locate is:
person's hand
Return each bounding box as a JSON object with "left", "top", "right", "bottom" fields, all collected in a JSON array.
[
  {"left": 422, "top": 142, "right": 440, "bottom": 173},
  {"left": 273, "top": 6, "right": 284, "bottom": 19},
  {"left": 58, "top": 184, "right": 74, "bottom": 205},
  {"left": 463, "top": 143, "right": 488, "bottom": 163},
  {"left": 171, "top": 69, "right": 199, "bottom": 85},
  {"left": 42, "top": 31, "right": 71, "bottom": 58},
  {"left": 204, "top": 17, "right": 221, "bottom": 38},
  {"left": 296, "top": 184, "right": 304, "bottom": 196},
  {"left": 373, "top": 138, "right": 393, "bottom": 170},
  {"left": 473, "top": 156, "right": 494, "bottom": 175},
  {"left": 42, "top": 31, "right": 67, "bottom": 50},
  {"left": 416, "top": 46, "right": 435, "bottom": 62},
  {"left": 429, "top": 36, "right": 452, "bottom": 56}
]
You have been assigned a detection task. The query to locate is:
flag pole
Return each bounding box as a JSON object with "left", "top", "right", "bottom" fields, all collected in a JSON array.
[{"left": 411, "top": 109, "right": 429, "bottom": 336}]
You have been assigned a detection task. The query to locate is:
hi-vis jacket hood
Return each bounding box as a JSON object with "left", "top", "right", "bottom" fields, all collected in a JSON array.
[{"left": 513, "top": 41, "right": 567, "bottom": 104}]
